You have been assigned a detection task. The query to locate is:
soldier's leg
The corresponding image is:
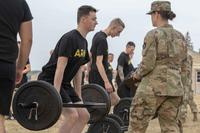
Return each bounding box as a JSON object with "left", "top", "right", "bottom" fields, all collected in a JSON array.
[
  {"left": 177, "top": 119, "right": 183, "bottom": 133},
  {"left": 110, "top": 81, "right": 120, "bottom": 106},
  {"left": 178, "top": 96, "right": 188, "bottom": 123},
  {"left": 188, "top": 90, "right": 198, "bottom": 121},
  {"left": 110, "top": 92, "right": 120, "bottom": 106},
  {"left": 128, "top": 90, "right": 156, "bottom": 133},
  {"left": 158, "top": 97, "right": 182, "bottom": 133},
  {"left": 179, "top": 105, "right": 187, "bottom": 123},
  {"left": 0, "top": 115, "right": 6, "bottom": 133}
]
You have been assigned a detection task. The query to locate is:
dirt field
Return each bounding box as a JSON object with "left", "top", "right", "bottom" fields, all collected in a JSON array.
[{"left": 5, "top": 95, "right": 200, "bottom": 133}]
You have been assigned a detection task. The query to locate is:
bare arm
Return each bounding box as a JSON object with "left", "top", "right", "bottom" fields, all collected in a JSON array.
[
  {"left": 23, "top": 64, "right": 31, "bottom": 74},
  {"left": 16, "top": 21, "right": 32, "bottom": 84},
  {"left": 96, "top": 55, "right": 109, "bottom": 83},
  {"left": 87, "top": 52, "right": 92, "bottom": 73},
  {"left": 96, "top": 55, "right": 113, "bottom": 92},
  {"left": 54, "top": 57, "right": 68, "bottom": 92},
  {"left": 73, "top": 67, "right": 83, "bottom": 98},
  {"left": 118, "top": 65, "right": 124, "bottom": 81}
]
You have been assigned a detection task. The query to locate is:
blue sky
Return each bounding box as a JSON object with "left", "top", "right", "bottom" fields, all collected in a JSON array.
[{"left": 26, "top": 0, "right": 200, "bottom": 70}]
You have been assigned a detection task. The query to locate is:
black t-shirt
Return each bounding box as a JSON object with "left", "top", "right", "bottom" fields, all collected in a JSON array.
[
  {"left": 90, "top": 31, "right": 109, "bottom": 72},
  {"left": 0, "top": 0, "right": 33, "bottom": 63},
  {"left": 39, "top": 30, "right": 90, "bottom": 84},
  {"left": 116, "top": 52, "right": 134, "bottom": 83}
]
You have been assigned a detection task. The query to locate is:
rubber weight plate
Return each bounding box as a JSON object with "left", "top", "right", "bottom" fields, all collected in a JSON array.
[
  {"left": 113, "top": 98, "right": 132, "bottom": 127},
  {"left": 81, "top": 84, "right": 111, "bottom": 123},
  {"left": 107, "top": 114, "right": 124, "bottom": 127},
  {"left": 12, "top": 80, "right": 62, "bottom": 131},
  {"left": 87, "top": 117, "right": 122, "bottom": 133}
]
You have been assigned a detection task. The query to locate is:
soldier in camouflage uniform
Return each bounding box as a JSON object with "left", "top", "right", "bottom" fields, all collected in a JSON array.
[
  {"left": 127, "top": 1, "right": 187, "bottom": 133},
  {"left": 179, "top": 54, "right": 198, "bottom": 123}
]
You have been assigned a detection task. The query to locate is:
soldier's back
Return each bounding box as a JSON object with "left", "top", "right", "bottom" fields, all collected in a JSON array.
[{"left": 148, "top": 24, "right": 187, "bottom": 96}]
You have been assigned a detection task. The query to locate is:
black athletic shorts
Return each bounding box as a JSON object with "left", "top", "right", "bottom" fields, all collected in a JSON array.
[
  {"left": 0, "top": 61, "right": 16, "bottom": 116},
  {"left": 60, "top": 84, "right": 81, "bottom": 103},
  {"left": 89, "top": 70, "right": 115, "bottom": 92},
  {"left": 37, "top": 74, "right": 81, "bottom": 103}
]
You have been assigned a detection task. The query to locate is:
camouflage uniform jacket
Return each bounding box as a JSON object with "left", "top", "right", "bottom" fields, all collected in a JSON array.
[
  {"left": 181, "top": 54, "right": 192, "bottom": 88},
  {"left": 134, "top": 24, "right": 187, "bottom": 96}
]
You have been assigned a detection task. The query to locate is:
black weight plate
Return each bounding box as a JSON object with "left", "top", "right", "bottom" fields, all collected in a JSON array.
[
  {"left": 123, "top": 71, "right": 140, "bottom": 90},
  {"left": 113, "top": 98, "right": 132, "bottom": 126},
  {"left": 12, "top": 80, "right": 62, "bottom": 131},
  {"left": 117, "top": 81, "right": 137, "bottom": 98},
  {"left": 81, "top": 84, "right": 111, "bottom": 123},
  {"left": 107, "top": 114, "right": 124, "bottom": 127},
  {"left": 123, "top": 71, "right": 135, "bottom": 88},
  {"left": 87, "top": 117, "right": 122, "bottom": 133}
]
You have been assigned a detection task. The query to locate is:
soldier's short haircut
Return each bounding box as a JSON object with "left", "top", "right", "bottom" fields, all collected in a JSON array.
[
  {"left": 108, "top": 53, "right": 114, "bottom": 56},
  {"left": 126, "top": 41, "right": 135, "bottom": 48},
  {"left": 77, "top": 5, "right": 97, "bottom": 24},
  {"left": 109, "top": 18, "right": 125, "bottom": 28}
]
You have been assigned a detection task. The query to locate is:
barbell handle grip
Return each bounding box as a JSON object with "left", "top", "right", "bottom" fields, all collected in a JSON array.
[
  {"left": 18, "top": 102, "right": 38, "bottom": 109},
  {"left": 63, "top": 102, "right": 107, "bottom": 108}
]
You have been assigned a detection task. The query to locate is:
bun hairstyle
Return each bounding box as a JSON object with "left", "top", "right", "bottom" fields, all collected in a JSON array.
[
  {"left": 168, "top": 11, "right": 176, "bottom": 20},
  {"left": 158, "top": 11, "right": 176, "bottom": 20}
]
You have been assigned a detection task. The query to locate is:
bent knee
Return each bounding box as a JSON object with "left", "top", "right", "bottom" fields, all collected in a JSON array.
[
  {"left": 0, "top": 115, "right": 5, "bottom": 122},
  {"left": 62, "top": 109, "right": 79, "bottom": 122},
  {"left": 110, "top": 93, "right": 120, "bottom": 106},
  {"left": 78, "top": 109, "right": 90, "bottom": 122}
]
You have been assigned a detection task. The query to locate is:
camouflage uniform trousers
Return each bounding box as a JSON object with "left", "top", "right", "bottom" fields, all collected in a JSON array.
[
  {"left": 128, "top": 85, "right": 182, "bottom": 133},
  {"left": 179, "top": 88, "right": 198, "bottom": 120}
]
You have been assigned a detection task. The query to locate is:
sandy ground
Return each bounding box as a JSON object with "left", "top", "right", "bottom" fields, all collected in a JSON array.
[{"left": 5, "top": 95, "right": 200, "bottom": 133}]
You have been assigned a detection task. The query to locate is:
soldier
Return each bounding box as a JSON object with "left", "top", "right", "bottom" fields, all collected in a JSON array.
[
  {"left": 89, "top": 18, "right": 125, "bottom": 106},
  {"left": 179, "top": 54, "right": 198, "bottom": 123},
  {"left": 127, "top": 1, "right": 187, "bottom": 133},
  {"left": 116, "top": 41, "right": 135, "bottom": 98},
  {"left": 0, "top": 0, "right": 33, "bottom": 132},
  {"left": 38, "top": 5, "right": 97, "bottom": 133}
]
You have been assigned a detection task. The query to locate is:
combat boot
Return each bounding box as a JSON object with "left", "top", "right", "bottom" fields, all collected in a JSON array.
[{"left": 193, "top": 112, "right": 198, "bottom": 121}]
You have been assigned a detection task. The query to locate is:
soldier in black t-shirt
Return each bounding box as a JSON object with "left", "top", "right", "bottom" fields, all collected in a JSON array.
[
  {"left": 116, "top": 41, "right": 135, "bottom": 98},
  {"left": 80, "top": 65, "right": 88, "bottom": 85},
  {"left": 0, "top": 0, "right": 33, "bottom": 132},
  {"left": 89, "top": 18, "right": 125, "bottom": 106},
  {"left": 116, "top": 41, "right": 136, "bottom": 98},
  {"left": 38, "top": 5, "right": 97, "bottom": 133}
]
